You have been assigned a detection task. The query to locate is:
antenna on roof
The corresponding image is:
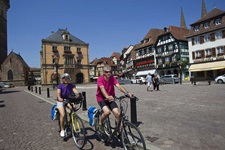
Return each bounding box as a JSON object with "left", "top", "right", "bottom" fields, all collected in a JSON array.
[{"left": 213, "top": 0, "right": 217, "bottom": 8}]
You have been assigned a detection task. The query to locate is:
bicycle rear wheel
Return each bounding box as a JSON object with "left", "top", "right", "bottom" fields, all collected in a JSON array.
[
  {"left": 71, "top": 113, "right": 86, "bottom": 149},
  {"left": 121, "top": 121, "right": 146, "bottom": 150}
]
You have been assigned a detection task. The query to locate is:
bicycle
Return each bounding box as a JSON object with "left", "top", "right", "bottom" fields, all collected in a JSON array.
[
  {"left": 59, "top": 93, "right": 86, "bottom": 149},
  {"left": 94, "top": 96, "right": 146, "bottom": 150}
]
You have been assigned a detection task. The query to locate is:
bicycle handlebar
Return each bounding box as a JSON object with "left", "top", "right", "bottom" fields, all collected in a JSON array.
[{"left": 114, "top": 95, "right": 139, "bottom": 101}]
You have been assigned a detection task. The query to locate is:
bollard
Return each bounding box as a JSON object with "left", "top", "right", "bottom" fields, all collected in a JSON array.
[
  {"left": 194, "top": 81, "right": 196, "bottom": 85},
  {"left": 130, "top": 97, "right": 137, "bottom": 125},
  {"left": 208, "top": 80, "right": 211, "bottom": 85},
  {"left": 39, "top": 87, "right": 41, "bottom": 95},
  {"left": 35, "top": 86, "right": 37, "bottom": 93},
  {"left": 31, "top": 86, "right": 33, "bottom": 92},
  {"left": 82, "top": 92, "right": 87, "bottom": 111},
  {"left": 28, "top": 86, "right": 30, "bottom": 91},
  {"left": 47, "top": 88, "right": 50, "bottom": 98}
]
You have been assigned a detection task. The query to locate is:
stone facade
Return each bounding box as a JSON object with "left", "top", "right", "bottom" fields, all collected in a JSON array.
[
  {"left": 40, "top": 29, "right": 90, "bottom": 85},
  {"left": 0, "top": 51, "right": 29, "bottom": 86}
]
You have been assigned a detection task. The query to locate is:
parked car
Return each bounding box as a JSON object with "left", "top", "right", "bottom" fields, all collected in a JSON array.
[
  {"left": 117, "top": 78, "right": 131, "bottom": 85},
  {"left": 0, "top": 82, "right": 14, "bottom": 88},
  {"left": 215, "top": 74, "right": 225, "bottom": 84},
  {"left": 131, "top": 77, "right": 146, "bottom": 84},
  {"left": 160, "top": 74, "right": 180, "bottom": 84}
]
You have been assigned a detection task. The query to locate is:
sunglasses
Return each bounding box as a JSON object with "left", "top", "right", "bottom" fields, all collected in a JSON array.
[{"left": 104, "top": 71, "right": 112, "bottom": 74}]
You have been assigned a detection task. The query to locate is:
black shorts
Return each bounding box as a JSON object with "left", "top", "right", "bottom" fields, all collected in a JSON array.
[{"left": 98, "top": 100, "right": 118, "bottom": 111}]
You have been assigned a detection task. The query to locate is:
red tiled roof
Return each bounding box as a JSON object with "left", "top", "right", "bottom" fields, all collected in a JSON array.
[
  {"left": 169, "top": 26, "right": 189, "bottom": 41},
  {"left": 97, "top": 57, "right": 116, "bottom": 66},
  {"left": 111, "top": 52, "right": 121, "bottom": 60}
]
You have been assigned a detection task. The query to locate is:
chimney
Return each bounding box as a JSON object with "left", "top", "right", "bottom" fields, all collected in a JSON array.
[
  {"left": 164, "top": 27, "right": 168, "bottom": 32},
  {"left": 51, "top": 31, "right": 54, "bottom": 34}
]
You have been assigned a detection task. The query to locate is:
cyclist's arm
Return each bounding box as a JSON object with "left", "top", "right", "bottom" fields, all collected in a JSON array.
[
  {"left": 115, "top": 83, "right": 133, "bottom": 97},
  {"left": 99, "top": 85, "right": 114, "bottom": 100},
  {"left": 57, "top": 89, "right": 63, "bottom": 102}
]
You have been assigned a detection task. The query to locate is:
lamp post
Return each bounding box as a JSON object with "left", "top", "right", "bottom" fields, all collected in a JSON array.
[
  {"left": 178, "top": 60, "right": 182, "bottom": 85},
  {"left": 54, "top": 55, "right": 59, "bottom": 86}
]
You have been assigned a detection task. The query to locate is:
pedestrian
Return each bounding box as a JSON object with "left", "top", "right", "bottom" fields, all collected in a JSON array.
[
  {"left": 153, "top": 74, "right": 160, "bottom": 91},
  {"left": 146, "top": 73, "right": 152, "bottom": 92}
]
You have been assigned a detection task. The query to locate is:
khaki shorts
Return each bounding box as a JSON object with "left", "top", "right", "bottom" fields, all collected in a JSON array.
[{"left": 56, "top": 101, "right": 64, "bottom": 109}]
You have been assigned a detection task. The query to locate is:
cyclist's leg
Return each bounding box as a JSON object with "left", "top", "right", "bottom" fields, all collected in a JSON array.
[
  {"left": 98, "top": 101, "right": 110, "bottom": 125},
  {"left": 57, "top": 101, "right": 66, "bottom": 136},
  {"left": 110, "top": 101, "right": 120, "bottom": 125}
]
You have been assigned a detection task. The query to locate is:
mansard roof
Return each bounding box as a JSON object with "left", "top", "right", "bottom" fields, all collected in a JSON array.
[{"left": 42, "top": 29, "right": 88, "bottom": 45}]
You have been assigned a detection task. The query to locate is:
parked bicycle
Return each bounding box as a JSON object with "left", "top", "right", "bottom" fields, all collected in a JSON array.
[
  {"left": 94, "top": 96, "right": 146, "bottom": 150},
  {"left": 59, "top": 94, "right": 86, "bottom": 149}
]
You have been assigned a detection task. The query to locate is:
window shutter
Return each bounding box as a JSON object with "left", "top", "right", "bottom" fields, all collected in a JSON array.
[
  {"left": 192, "top": 52, "right": 195, "bottom": 59},
  {"left": 201, "top": 50, "right": 205, "bottom": 58},
  {"left": 212, "top": 48, "right": 216, "bottom": 57},
  {"left": 192, "top": 38, "right": 195, "bottom": 45},
  {"left": 200, "top": 36, "right": 204, "bottom": 44},
  {"left": 222, "top": 30, "right": 225, "bottom": 38},
  {"left": 210, "top": 33, "right": 215, "bottom": 41}
]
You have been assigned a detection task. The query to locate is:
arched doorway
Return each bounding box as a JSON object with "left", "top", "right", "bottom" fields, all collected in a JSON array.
[
  {"left": 8, "top": 70, "right": 13, "bottom": 80},
  {"left": 76, "top": 73, "right": 84, "bottom": 83}
]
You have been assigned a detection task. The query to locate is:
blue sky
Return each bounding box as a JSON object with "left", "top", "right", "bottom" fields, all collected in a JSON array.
[{"left": 7, "top": 0, "right": 225, "bottom": 68}]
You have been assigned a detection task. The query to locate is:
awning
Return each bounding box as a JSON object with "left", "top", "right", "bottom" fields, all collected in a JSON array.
[
  {"left": 189, "top": 61, "right": 225, "bottom": 72},
  {"left": 136, "top": 69, "right": 156, "bottom": 76}
]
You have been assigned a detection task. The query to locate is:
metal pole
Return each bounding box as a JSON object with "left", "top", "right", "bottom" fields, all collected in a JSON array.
[
  {"left": 82, "top": 91, "right": 87, "bottom": 111},
  {"left": 47, "top": 88, "right": 50, "bottom": 98},
  {"left": 56, "top": 63, "right": 59, "bottom": 86},
  {"left": 35, "top": 86, "right": 37, "bottom": 93},
  {"left": 130, "top": 97, "right": 137, "bottom": 125},
  {"left": 39, "top": 87, "right": 41, "bottom": 95}
]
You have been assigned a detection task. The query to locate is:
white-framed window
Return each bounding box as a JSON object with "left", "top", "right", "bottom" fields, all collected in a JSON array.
[
  {"left": 64, "top": 46, "right": 70, "bottom": 51},
  {"left": 194, "top": 25, "right": 199, "bottom": 31},
  {"left": 165, "top": 57, "right": 170, "bottom": 63},
  {"left": 205, "top": 49, "right": 211, "bottom": 56},
  {"left": 65, "top": 57, "right": 74, "bottom": 65},
  {"left": 215, "top": 18, "right": 222, "bottom": 25},
  {"left": 204, "top": 34, "right": 210, "bottom": 42},
  {"left": 158, "top": 58, "right": 162, "bottom": 64},
  {"left": 195, "top": 37, "right": 200, "bottom": 44},
  {"left": 215, "top": 31, "right": 222, "bottom": 39},
  {"left": 52, "top": 46, "right": 57, "bottom": 50},
  {"left": 217, "top": 46, "right": 224, "bottom": 54},
  {"left": 157, "top": 47, "right": 162, "bottom": 53},
  {"left": 168, "top": 44, "right": 173, "bottom": 50},
  {"left": 203, "top": 22, "right": 210, "bottom": 29},
  {"left": 196, "top": 51, "right": 201, "bottom": 58},
  {"left": 77, "top": 60, "right": 82, "bottom": 64}
]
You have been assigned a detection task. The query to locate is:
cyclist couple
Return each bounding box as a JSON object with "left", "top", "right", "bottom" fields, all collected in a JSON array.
[{"left": 56, "top": 65, "right": 134, "bottom": 138}]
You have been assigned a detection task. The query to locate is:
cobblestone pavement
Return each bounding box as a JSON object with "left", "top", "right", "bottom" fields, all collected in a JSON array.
[
  {"left": 2, "top": 82, "right": 225, "bottom": 150},
  {"left": 0, "top": 87, "right": 124, "bottom": 150}
]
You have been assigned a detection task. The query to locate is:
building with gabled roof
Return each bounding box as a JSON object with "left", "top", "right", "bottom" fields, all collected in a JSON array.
[
  {"left": 187, "top": 8, "right": 225, "bottom": 81},
  {"left": 0, "top": 51, "right": 30, "bottom": 86},
  {"left": 40, "top": 28, "right": 90, "bottom": 85}
]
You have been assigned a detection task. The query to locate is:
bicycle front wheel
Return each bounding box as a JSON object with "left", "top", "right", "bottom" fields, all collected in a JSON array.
[
  {"left": 71, "top": 113, "right": 86, "bottom": 149},
  {"left": 121, "top": 121, "right": 146, "bottom": 150}
]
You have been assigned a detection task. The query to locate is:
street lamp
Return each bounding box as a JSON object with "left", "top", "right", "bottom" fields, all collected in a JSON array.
[{"left": 54, "top": 55, "right": 59, "bottom": 86}]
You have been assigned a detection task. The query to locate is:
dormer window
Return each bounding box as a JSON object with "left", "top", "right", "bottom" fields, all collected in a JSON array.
[
  {"left": 203, "top": 22, "right": 209, "bottom": 29},
  {"left": 62, "top": 33, "right": 70, "bottom": 41},
  {"left": 194, "top": 25, "right": 199, "bottom": 31},
  {"left": 215, "top": 18, "right": 222, "bottom": 25}
]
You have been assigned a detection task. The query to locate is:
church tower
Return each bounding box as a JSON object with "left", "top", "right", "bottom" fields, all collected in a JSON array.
[
  {"left": 201, "top": 0, "right": 207, "bottom": 17},
  {"left": 180, "top": 7, "right": 187, "bottom": 29},
  {"left": 0, "top": 0, "right": 10, "bottom": 64}
]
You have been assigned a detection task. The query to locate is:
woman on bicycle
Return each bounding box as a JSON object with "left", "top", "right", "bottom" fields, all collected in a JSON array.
[
  {"left": 57, "top": 73, "right": 80, "bottom": 138},
  {"left": 96, "top": 65, "right": 133, "bottom": 130}
]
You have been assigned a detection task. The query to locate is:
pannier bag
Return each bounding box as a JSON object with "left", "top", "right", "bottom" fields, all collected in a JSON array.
[
  {"left": 51, "top": 104, "right": 59, "bottom": 120},
  {"left": 88, "top": 106, "right": 98, "bottom": 126}
]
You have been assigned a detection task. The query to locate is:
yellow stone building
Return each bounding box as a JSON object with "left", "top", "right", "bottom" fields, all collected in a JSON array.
[{"left": 40, "top": 28, "right": 90, "bottom": 85}]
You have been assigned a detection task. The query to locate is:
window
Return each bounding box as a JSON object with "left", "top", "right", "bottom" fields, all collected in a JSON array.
[
  {"left": 168, "top": 44, "right": 173, "bottom": 50},
  {"left": 204, "top": 34, "right": 210, "bottom": 42},
  {"left": 8, "top": 70, "right": 13, "bottom": 80},
  {"left": 217, "top": 46, "right": 224, "bottom": 54},
  {"left": 215, "top": 18, "right": 222, "bottom": 25},
  {"left": 52, "top": 46, "right": 57, "bottom": 50},
  {"left": 158, "top": 58, "right": 162, "bottom": 64},
  {"left": 77, "top": 48, "right": 81, "bottom": 53},
  {"left": 65, "top": 57, "right": 74, "bottom": 65},
  {"left": 165, "top": 57, "right": 170, "bottom": 63},
  {"left": 205, "top": 49, "right": 211, "bottom": 56},
  {"left": 194, "top": 25, "right": 199, "bottom": 31},
  {"left": 77, "top": 60, "right": 82, "bottom": 64},
  {"left": 195, "top": 37, "right": 200, "bottom": 44},
  {"left": 203, "top": 22, "right": 210, "bottom": 28},
  {"left": 157, "top": 47, "right": 162, "bottom": 53},
  {"left": 215, "top": 31, "right": 222, "bottom": 39},
  {"left": 196, "top": 51, "right": 201, "bottom": 58},
  {"left": 64, "top": 46, "right": 70, "bottom": 51}
]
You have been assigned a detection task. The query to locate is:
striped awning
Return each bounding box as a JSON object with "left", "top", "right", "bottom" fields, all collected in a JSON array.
[{"left": 189, "top": 61, "right": 225, "bottom": 72}]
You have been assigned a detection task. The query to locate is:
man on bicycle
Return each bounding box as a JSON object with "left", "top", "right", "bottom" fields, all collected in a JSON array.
[
  {"left": 96, "top": 65, "right": 133, "bottom": 130},
  {"left": 57, "top": 73, "right": 80, "bottom": 138}
]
